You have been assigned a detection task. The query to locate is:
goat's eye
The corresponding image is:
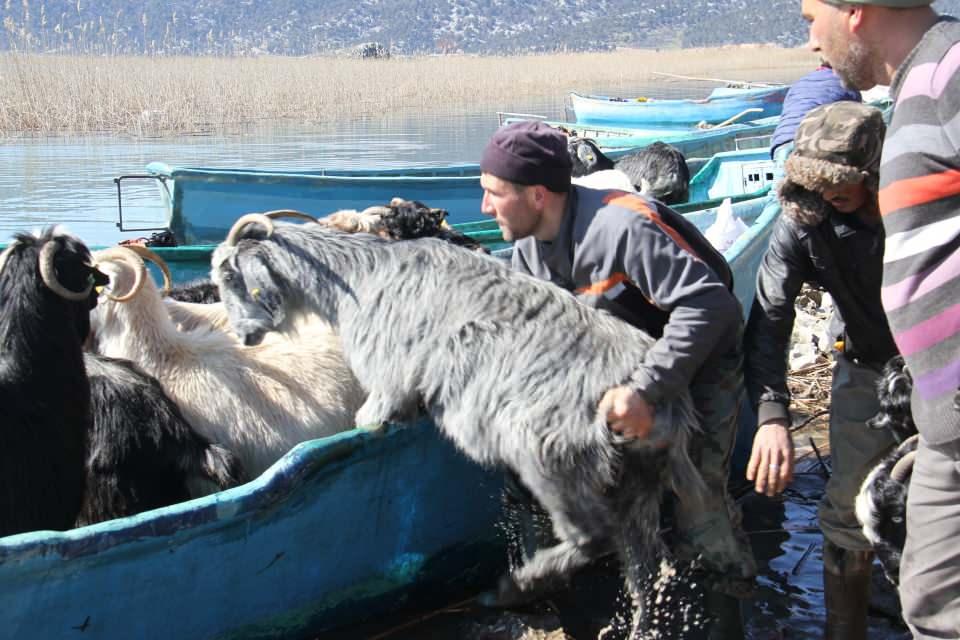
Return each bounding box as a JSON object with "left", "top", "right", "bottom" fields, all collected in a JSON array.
[{"left": 86, "top": 274, "right": 96, "bottom": 285}]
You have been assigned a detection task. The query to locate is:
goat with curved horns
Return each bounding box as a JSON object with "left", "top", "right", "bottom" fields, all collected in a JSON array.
[
  {"left": 211, "top": 214, "right": 706, "bottom": 633},
  {"left": 0, "top": 229, "right": 108, "bottom": 536},
  {"left": 88, "top": 244, "right": 366, "bottom": 479}
]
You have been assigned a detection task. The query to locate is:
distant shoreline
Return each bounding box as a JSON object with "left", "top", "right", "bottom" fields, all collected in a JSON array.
[{"left": 0, "top": 46, "right": 817, "bottom": 135}]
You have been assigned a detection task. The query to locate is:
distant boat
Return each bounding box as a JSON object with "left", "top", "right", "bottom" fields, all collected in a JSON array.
[
  {"left": 569, "top": 85, "right": 789, "bottom": 126},
  {"left": 498, "top": 113, "right": 779, "bottom": 150}
]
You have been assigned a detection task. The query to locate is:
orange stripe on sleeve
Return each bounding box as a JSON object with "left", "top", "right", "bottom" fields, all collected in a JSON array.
[
  {"left": 575, "top": 272, "right": 629, "bottom": 296},
  {"left": 879, "top": 169, "right": 960, "bottom": 215},
  {"left": 603, "top": 193, "right": 702, "bottom": 259}
]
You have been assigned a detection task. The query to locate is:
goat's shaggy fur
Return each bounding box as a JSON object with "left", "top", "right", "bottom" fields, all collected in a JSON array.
[
  {"left": 568, "top": 139, "right": 690, "bottom": 204},
  {"left": 78, "top": 354, "right": 246, "bottom": 526},
  {"left": 855, "top": 355, "right": 917, "bottom": 586},
  {"left": 0, "top": 229, "right": 106, "bottom": 536},
  {"left": 616, "top": 142, "right": 691, "bottom": 205},
  {"left": 88, "top": 247, "right": 366, "bottom": 479},
  {"left": 212, "top": 219, "right": 705, "bottom": 631}
]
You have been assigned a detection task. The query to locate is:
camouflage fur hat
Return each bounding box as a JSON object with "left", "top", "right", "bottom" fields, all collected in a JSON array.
[{"left": 779, "top": 101, "right": 886, "bottom": 225}]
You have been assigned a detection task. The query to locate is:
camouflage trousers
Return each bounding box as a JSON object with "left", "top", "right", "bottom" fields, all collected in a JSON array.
[{"left": 671, "top": 341, "right": 757, "bottom": 597}]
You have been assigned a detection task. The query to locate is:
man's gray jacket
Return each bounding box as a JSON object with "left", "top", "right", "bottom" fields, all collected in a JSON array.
[{"left": 512, "top": 185, "right": 741, "bottom": 404}]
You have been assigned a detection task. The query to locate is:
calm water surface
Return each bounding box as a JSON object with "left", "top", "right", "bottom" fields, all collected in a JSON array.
[{"left": 0, "top": 98, "right": 572, "bottom": 246}]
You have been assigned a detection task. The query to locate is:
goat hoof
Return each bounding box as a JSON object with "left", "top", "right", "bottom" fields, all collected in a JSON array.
[{"left": 357, "top": 421, "right": 388, "bottom": 435}]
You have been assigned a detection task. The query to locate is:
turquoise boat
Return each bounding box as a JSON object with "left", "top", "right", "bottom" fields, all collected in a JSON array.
[
  {"left": 569, "top": 85, "right": 789, "bottom": 127},
  {"left": 500, "top": 114, "right": 779, "bottom": 150},
  {"left": 121, "top": 143, "right": 776, "bottom": 246},
  {"left": 0, "top": 190, "right": 782, "bottom": 639}
]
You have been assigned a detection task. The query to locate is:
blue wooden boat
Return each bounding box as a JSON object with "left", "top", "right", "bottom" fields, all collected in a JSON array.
[
  {"left": 122, "top": 142, "right": 776, "bottom": 246},
  {"left": 0, "top": 188, "right": 782, "bottom": 639},
  {"left": 569, "top": 85, "right": 789, "bottom": 127},
  {"left": 499, "top": 114, "right": 778, "bottom": 150}
]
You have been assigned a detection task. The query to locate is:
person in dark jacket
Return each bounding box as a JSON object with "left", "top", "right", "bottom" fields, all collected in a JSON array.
[
  {"left": 743, "top": 101, "right": 897, "bottom": 640},
  {"left": 770, "top": 63, "right": 862, "bottom": 164},
  {"left": 480, "top": 120, "right": 755, "bottom": 639}
]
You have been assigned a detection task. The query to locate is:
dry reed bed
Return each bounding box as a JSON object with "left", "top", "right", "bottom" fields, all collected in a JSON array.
[{"left": 0, "top": 46, "right": 817, "bottom": 134}]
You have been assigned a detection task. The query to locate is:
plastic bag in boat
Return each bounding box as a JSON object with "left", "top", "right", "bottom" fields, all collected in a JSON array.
[{"left": 704, "top": 198, "right": 749, "bottom": 252}]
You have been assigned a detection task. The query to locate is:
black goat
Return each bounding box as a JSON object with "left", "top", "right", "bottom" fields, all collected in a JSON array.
[
  {"left": 168, "top": 279, "right": 220, "bottom": 304},
  {"left": 567, "top": 139, "right": 691, "bottom": 204},
  {"left": 855, "top": 355, "right": 918, "bottom": 586},
  {"left": 616, "top": 142, "right": 691, "bottom": 205},
  {"left": 0, "top": 229, "right": 107, "bottom": 537},
  {"left": 78, "top": 354, "right": 247, "bottom": 526}
]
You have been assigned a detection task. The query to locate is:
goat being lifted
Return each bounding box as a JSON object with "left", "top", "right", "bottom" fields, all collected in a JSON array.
[
  {"left": 0, "top": 229, "right": 107, "bottom": 536},
  {"left": 855, "top": 355, "right": 918, "bottom": 586},
  {"left": 88, "top": 246, "right": 366, "bottom": 479},
  {"left": 211, "top": 215, "right": 705, "bottom": 634}
]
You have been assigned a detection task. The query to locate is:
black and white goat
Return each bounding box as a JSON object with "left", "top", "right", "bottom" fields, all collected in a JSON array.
[
  {"left": 211, "top": 215, "right": 706, "bottom": 635},
  {"left": 78, "top": 354, "right": 246, "bottom": 526},
  {"left": 855, "top": 355, "right": 918, "bottom": 586},
  {"left": 0, "top": 229, "right": 106, "bottom": 536},
  {"left": 568, "top": 139, "right": 691, "bottom": 204}
]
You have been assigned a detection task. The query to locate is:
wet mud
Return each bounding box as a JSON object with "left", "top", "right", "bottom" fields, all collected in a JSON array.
[{"left": 326, "top": 457, "right": 910, "bottom": 640}]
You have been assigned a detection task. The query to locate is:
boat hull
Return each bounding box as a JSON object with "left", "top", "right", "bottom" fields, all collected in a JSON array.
[
  {"left": 0, "top": 422, "right": 506, "bottom": 639},
  {"left": 143, "top": 126, "right": 775, "bottom": 245}
]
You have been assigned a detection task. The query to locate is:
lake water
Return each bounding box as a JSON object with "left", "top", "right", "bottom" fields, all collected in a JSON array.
[{"left": 0, "top": 97, "right": 573, "bottom": 246}]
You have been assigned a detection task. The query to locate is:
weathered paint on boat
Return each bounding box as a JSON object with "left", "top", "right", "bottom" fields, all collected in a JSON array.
[
  {"left": 0, "top": 420, "right": 506, "bottom": 639},
  {"left": 569, "top": 86, "right": 789, "bottom": 126}
]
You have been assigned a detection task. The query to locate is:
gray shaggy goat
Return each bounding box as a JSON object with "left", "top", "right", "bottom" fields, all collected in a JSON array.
[{"left": 210, "top": 215, "right": 706, "bottom": 631}]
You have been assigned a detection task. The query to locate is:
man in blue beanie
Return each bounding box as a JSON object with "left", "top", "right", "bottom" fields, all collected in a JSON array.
[
  {"left": 479, "top": 120, "right": 755, "bottom": 639},
  {"left": 801, "top": 0, "right": 960, "bottom": 637}
]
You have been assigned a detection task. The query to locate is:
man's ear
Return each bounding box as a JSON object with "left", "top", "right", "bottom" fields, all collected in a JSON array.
[{"left": 848, "top": 3, "right": 866, "bottom": 34}]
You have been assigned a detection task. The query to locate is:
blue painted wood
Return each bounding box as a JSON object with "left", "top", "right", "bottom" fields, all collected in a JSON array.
[
  {"left": 502, "top": 116, "right": 778, "bottom": 151},
  {"left": 145, "top": 127, "right": 777, "bottom": 246},
  {"left": 569, "top": 86, "right": 789, "bottom": 126},
  {"left": 0, "top": 420, "right": 506, "bottom": 639}
]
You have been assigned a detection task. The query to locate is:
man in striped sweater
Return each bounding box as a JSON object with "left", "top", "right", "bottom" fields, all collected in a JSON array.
[{"left": 803, "top": 0, "right": 960, "bottom": 636}]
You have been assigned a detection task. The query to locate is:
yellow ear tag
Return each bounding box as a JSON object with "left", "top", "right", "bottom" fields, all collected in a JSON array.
[
  {"left": 251, "top": 287, "right": 261, "bottom": 299},
  {"left": 95, "top": 285, "right": 105, "bottom": 294}
]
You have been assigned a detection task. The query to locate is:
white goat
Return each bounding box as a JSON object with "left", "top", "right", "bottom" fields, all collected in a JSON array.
[{"left": 88, "top": 246, "right": 366, "bottom": 478}]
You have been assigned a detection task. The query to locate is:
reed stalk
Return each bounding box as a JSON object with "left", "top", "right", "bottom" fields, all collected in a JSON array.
[{"left": 0, "top": 46, "right": 817, "bottom": 134}]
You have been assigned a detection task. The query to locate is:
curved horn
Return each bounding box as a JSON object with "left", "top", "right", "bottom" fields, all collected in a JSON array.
[
  {"left": 225, "top": 213, "right": 276, "bottom": 247},
  {"left": 93, "top": 247, "right": 148, "bottom": 302},
  {"left": 0, "top": 241, "right": 19, "bottom": 278},
  {"left": 39, "top": 241, "right": 95, "bottom": 301},
  {"left": 891, "top": 449, "right": 917, "bottom": 483},
  {"left": 261, "top": 209, "right": 318, "bottom": 223},
  {"left": 120, "top": 245, "right": 173, "bottom": 295}
]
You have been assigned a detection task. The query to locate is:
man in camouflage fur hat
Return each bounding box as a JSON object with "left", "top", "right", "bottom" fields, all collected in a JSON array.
[{"left": 743, "top": 101, "right": 898, "bottom": 640}]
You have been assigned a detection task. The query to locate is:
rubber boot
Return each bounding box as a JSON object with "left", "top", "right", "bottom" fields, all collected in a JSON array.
[
  {"left": 703, "top": 590, "right": 745, "bottom": 640},
  {"left": 823, "top": 540, "right": 874, "bottom": 640}
]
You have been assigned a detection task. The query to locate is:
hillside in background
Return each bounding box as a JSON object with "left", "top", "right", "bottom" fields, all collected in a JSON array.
[{"left": 4, "top": 0, "right": 960, "bottom": 56}]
